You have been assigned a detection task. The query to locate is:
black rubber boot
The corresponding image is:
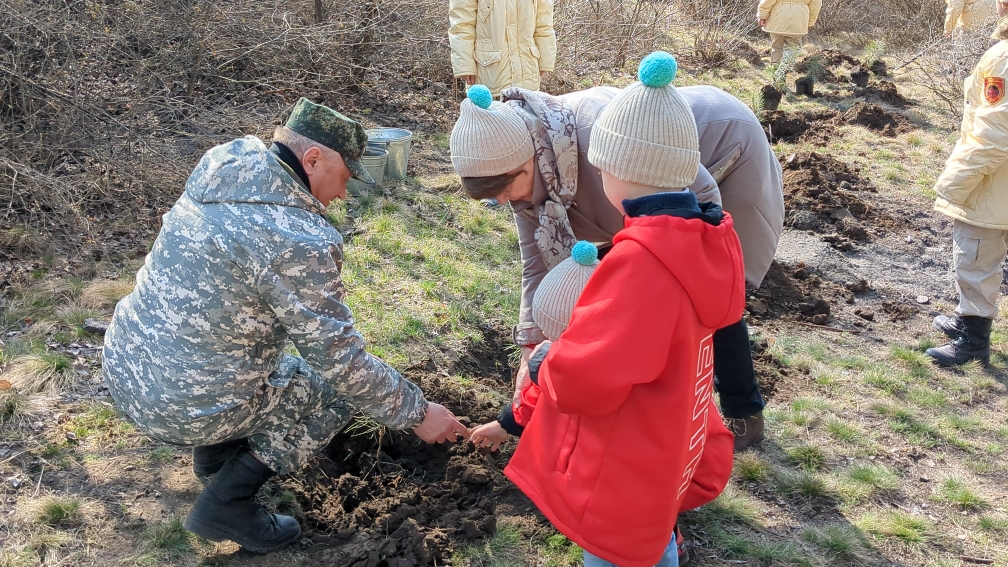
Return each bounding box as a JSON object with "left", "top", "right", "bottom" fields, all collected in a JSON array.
[
  {"left": 183, "top": 451, "right": 301, "bottom": 553},
  {"left": 932, "top": 314, "right": 964, "bottom": 340},
  {"left": 192, "top": 438, "right": 249, "bottom": 478},
  {"left": 926, "top": 316, "right": 992, "bottom": 366}
]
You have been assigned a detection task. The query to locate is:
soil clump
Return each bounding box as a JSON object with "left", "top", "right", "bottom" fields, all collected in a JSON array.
[
  {"left": 843, "top": 102, "right": 911, "bottom": 135},
  {"left": 854, "top": 80, "right": 910, "bottom": 108},
  {"left": 281, "top": 325, "right": 542, "bottom": 566},
  {"left": 761, "top": 109, "right": 839, "bottom": 143},
  {"left": 779, "top": 151, "right": 894, "bottom": 249},
  {"left": 747, "top": 261, "right": 848, "bottom": 326}
]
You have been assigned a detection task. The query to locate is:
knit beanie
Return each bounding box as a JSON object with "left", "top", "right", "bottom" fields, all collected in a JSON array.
[
  {"left": 588, "top": 51, "right": 700, "bottom": 189},
  {"left": 450, "top": 85, "right": 535, "bottom": 178},
  {"left": 532, "top": 241, "right": 600, "bottom": 342}
]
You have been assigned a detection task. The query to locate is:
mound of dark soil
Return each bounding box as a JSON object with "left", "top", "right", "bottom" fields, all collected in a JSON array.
[
  {"left": 796, "top": 49, "right": 862, "bottom": 83},
  {"left": 780, "top": 151, "right": 886, "bottom": 249},
  {"left": 747, "top": 261, "right": 835, "bottom": 325},
  {"left": 282, "top": 325, "right": 541, "bottom": 566},
  {"left": 761, "top": 109, "right": 840, "bottom": 143},
  {"left": 855, "top": 81, "right": 910, "bottom": 107},
  {"left": 843, "top": 102, "right": 910, "bottom": 136}
]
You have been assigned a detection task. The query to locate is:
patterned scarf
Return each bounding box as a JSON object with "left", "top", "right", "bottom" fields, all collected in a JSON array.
[{"left": 502, "top": 88, "right": 579, "bottom": 270}]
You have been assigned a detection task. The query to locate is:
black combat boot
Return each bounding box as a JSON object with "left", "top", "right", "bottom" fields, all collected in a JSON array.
[
  {"left": 932, "top": 314, "right": 965, "bottom": 340},
  {"left": 926, "top": 316, "right": 992, "bottom": 366},
  {"left": 183, "top": 451, "right": 301, "bottom": 553},
  {"left": 192, "top": 438, "right": 249, "bottom": 479}
]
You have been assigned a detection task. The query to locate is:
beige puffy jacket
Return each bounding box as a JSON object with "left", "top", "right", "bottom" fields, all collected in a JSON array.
[
  {"left": 944, "top": 0, "right": 997, "bottom": 34},
  {"left": 758, "top": 0, "right": 822, "bottom": 36},
  {"left": 935, "top": 40, "right": 1008, "bottom": 229},
  {"left": 449, "top": 0, "right": 557, "bottom": 96}
]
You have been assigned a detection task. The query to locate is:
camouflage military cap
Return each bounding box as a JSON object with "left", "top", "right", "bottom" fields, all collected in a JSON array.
[{"left": 286, "top": 98, "right": 374, "bottom": 185}]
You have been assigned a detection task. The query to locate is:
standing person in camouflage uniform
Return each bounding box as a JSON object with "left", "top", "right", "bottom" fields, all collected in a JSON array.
[{"left": 102, "top": 98, "right": 470, "bottom": 553}]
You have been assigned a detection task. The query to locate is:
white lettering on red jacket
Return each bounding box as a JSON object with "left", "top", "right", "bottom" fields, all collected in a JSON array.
[{"left": 678, "top": 333, "right": 713, "bottom": 500}]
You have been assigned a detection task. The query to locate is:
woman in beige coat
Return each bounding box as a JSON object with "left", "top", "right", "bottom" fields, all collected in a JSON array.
[
  {"left": 448, "top": 82, "right": 783, "bottom": 451},
  {"left": 928, "top": 20, "right": 1008, "bottom": 366},
  {"left": 449, "top": 0, "right": 557, "bottom": 96},
  {"left": 944, "top": 0, "right": 997, "bottom": 37},
  {"left": 757, "top": 0, "right": 822, "bottom": 63}
]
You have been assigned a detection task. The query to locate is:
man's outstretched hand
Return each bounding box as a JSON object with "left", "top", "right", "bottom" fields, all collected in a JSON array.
[{"left": 413, "top": 403, "right": 471, "bottom": 444}]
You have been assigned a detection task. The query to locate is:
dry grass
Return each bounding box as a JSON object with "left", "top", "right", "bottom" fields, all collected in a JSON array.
[
  {"left": 79, "top": 280, "right": 134, "bottom": 310},
  {"left": 4, "top": 353, "right": 76, "bottom": 394}
]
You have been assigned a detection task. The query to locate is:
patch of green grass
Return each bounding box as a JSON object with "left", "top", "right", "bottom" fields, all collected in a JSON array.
[
  {"left": 906, "top": 386, "right": 948, "bottom": 408},
  {"left": 67, "top": 401, "right": 134, "bottom": 443},
  {"left": 785, "top": 444, "right": 827, "bottom": 471},
  {"left": 935, "top": 477, "right": 987, "bottom": 510},
  {"left": 149, "top": 446, "right": 175, "bottom": 464},
  {"left": 857, "top": 510, "right": 930, "bottom": 544},
  {"left": 835, "top": 463, "right": 900, "bottom": 505},
  {"left": 55, "top": 303, "right": 101, "bottom": 330},
  {"left": 966, "top": 457, "right": 1004, "bottom": 476},
  {"left": 832, "top": 355, "right": 869, "bottom": 370},
  {"left": 802, "top": 524, "right": 869, "bottom": 561},
  {"left": 735, "top": 453, "right": 769, "bottom": 483},
  {"left": 791, "top": 397, "right": 831, "bottom": 412},
  {"left": 978, "top": 515, "right": 1008, "bottom": 533},
  {"left": 431, "top": 133, "right": 450, "bottom": 150},
  {"left": 6, "top": 351, "right": 74, "bottom": 393},
  {"left": 774, "top": 469, "right": 831, "bottom": 499},
  {"left": 825, "top": 417, "right": 862, "bottom": 443},
  {"left": 710, "top": 527, "right": 812, "bottom": 566},
  {"left": 848, "top": 463, "right": 900, "bottom": 491},
  {"left": 451, "top": 522, "right": 527, "bottom": 566},
  {"left": 874, "top": 404, "right": 942, "bottom": 448},
  {"left": 861, "top": 366, "right": 905, "bottom": 395},
  {"left": 889, "top": 345, "right": 931, "bottom": 379},
  {"left": 33, "top": 496, "right": 84, "bottom": 526},
  {"left": 692, "top": 485, "right": 763, "bottom": 528},
  {"left": 141, "top": 517, "right": 192, "bottom": 553},
  {"left": 943, "top": 412, "right": 983, "bottom": 432}
]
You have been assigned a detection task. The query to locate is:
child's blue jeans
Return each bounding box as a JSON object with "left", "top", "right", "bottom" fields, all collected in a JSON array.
[{"left": 582, "top": 535, "right": 679, "bottom": 567}]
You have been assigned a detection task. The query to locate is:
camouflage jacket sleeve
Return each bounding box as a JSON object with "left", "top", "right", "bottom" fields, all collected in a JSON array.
[{"left": 257, "top": 239, "right": 428, "bottom": 429}]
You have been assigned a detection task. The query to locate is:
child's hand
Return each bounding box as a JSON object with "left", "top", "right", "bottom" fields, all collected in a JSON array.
[{"left": 470, "top": 421, "right": 510, "bottom": 452}]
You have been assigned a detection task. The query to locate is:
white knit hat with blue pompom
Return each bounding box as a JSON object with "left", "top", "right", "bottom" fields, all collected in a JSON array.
[
  {"left": 450, "top": 85, "right": 535, "bottom": 178},
  {"left": 588, "top": 51, "right": 700, "bottom": 189},
  {"left": 532, "top": 241, "right": 600, "bottom": 342}
]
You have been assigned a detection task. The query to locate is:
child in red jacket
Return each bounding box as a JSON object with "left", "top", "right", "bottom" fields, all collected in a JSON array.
[{"left": 501, "top": 51, "right": 745, "bottom": 567}]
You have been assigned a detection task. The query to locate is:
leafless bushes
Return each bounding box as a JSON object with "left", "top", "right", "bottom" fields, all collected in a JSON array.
[
  {"left": 1, "top": 0, "right": 669, "bottom": 248},
  {"left": 814, "top": 0, "right": 946, "bottom": 48},
  {"left": 0, "top": 0, "right": 455, "bottom": 248},
  {"left": 905, "top": 29, "right": 993, "bottom": 114},
  {"left": 678, "top": 0, "right": 759, "bottom": 69},
  {"left": 551, "top": 0, "right": 676, "bottom": 87}
]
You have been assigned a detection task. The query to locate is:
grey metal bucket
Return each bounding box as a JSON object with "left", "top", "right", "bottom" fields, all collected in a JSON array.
[
  {"left": 366, "top": 128, "right": 412, "bottom": 180},
  {"left": 347, "top": 145, "right": 388, "bottom": 196}
]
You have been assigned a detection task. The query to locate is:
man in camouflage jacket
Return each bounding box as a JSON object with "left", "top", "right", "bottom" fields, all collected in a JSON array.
[{"left": 103, "top": 98, "right": 469, "bottom": 553}]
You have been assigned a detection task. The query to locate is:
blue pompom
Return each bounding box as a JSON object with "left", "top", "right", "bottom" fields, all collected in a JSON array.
[
  {"left": 571, "top": 241, "right": 598, "bottom": 266},
  {"left": 467, "top": 85, "right": 493, "bottom": 109},
  {"left": 638, "top": 51, "right": 677, "bottom": 88}
]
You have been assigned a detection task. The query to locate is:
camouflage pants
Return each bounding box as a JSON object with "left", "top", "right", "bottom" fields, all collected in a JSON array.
[{"left": 125, "top": 357, "right": 353, "bottom": 476}]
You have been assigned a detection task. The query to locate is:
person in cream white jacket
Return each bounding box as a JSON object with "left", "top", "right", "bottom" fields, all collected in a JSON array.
[{"left": 757, "top": 0, "right": 822, "bottom": 63}]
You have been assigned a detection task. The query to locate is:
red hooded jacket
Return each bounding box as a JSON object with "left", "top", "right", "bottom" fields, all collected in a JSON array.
[{"left": 504, "top": 209, "right": 745, "bottom": 567}]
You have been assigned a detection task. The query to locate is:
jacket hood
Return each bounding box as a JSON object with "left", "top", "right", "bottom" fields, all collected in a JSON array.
[
  {"left": 183, "top": 135, "right": 325, "bottom": 216},
  {"left": 614, "top": 213, "right": 745, "bottom": 329}
]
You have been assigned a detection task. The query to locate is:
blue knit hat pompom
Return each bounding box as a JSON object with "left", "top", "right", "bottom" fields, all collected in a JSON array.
[
  {"left": 638, "top": 51, "right": 677, "bottom": 88},
  {"left": 571, "top": 240, "right": 598, "bottom": 266},
  {"left": 467, "top": 85, "right": 493, "bottom": 109}
]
